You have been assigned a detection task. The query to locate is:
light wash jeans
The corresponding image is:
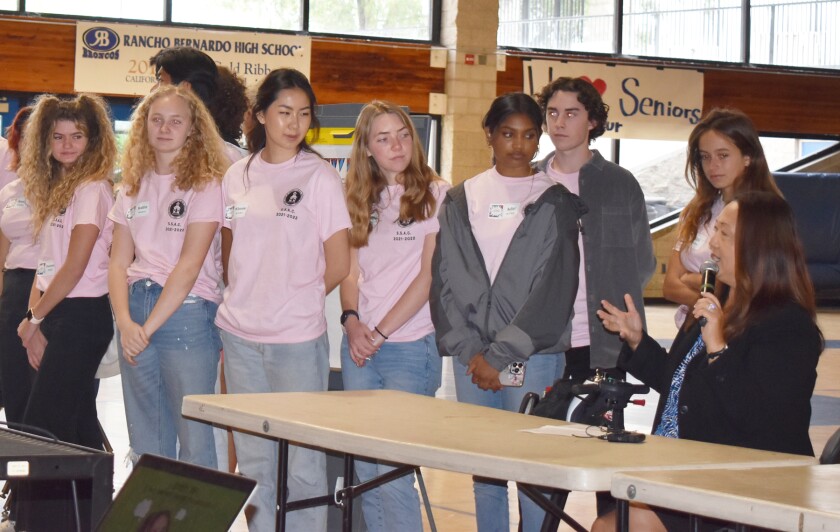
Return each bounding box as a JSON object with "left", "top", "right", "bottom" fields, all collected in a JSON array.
[
  {"left": 221, "top": 329, "right": 329, "bottom": 532},
  {"left": 118, "top": 280, "right": 221, "bottom": 468},
  {"left": 340, "top": 332, "right": 442, "bottom": 532},
  {"left": 453, "top": 353, "right": 560, "bottom": 532}
]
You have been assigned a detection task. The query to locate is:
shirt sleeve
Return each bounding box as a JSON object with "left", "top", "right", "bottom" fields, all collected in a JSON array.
[
  {"left": 71, "top": 181, "right": 113, "bottom": 230},
  {"left": 108, "top": 187, "right": 127, "bottom": 225},
  {"left": 422, "top": 180, "right": 450, "bottom": 236},
  {"left": 314, "top": 165, "right": 351, "bottom": 242},
  {"left": 188, "top": 181, "right": 224, "bottom": 225}
]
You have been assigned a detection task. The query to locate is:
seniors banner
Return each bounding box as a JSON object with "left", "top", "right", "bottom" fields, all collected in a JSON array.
[
  {"left": 523, "top": 59, "right": 704, "bottom": 140},
  {"left": 75, "top": 21, "right": 310, "bottom": 95}
]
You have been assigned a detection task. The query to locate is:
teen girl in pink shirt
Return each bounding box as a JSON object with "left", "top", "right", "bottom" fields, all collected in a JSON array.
[
  {"left": 217, "top": 69, "right": 351, "bottom": 532},
  {"left": 0, "top": 106, "right": 35, "bottom": 427},
  {"left": 14, "top": 94, "right": 117, "bottom": 530},
  {"left": 663, "top": 109, "right": 781, "bottom": 328},
  {"left": 109, "top": 85, "right": 229, "bottom": 469},
  {"left": 340, "top": 101, "right": 448, "bottom": 531}
]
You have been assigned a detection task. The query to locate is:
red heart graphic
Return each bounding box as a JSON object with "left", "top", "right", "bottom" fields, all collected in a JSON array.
[{"left": 580, "top": 76, "right": 607, "bottom": 95}]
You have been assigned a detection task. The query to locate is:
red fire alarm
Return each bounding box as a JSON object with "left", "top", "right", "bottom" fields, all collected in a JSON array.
[{"left": 465, "top": 54, "right": 475, "bottom": 65}]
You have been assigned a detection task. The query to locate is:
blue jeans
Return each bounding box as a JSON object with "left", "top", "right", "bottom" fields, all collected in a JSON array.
[
  {"left": 340, "top": 332, "right": 442, "bottom": 532},
  {"left": 221, "top": 329, "right": 329, "bottom": 532},
  {"left": 453, "top": 353, "right": 560, "bottom": 532},
  {"left": 118, "top": 280, "right": 221, "bottom": 468}
]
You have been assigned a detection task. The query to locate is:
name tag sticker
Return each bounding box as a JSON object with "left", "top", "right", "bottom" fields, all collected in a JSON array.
[
  {"left": 36, "top": 261, "right": 56, "bottom": 276},
  {"left": 488, "top": 203, "right": 520, "bottom": 219},
  {"left": 6, "top": 197, "right": 27, "bottom": 210},
  {"left": 233, "top": 204, "right": 248, "bottom": 219},
  {"left": 135, "top": 201, "right": 150, "bottom": 217}
]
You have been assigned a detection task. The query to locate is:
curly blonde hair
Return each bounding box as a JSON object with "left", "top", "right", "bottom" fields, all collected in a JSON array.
[
  {"left": 345, "top": 101, "right": 440, "bottom": 248},
  {"left": 121, "top": 85, "right": 229, "bottom": 196},
  {"left": 19, "top": 94, "right": 117, "bottom": 234}
]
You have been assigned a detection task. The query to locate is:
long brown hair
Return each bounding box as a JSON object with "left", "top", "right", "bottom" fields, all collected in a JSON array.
[
  {"left": 19, "top": 94, "right": 116, "bottom": 234},
  {"left": 680, "top": 108, "right": 781, "bottom": 246},
  {"left": 345, "top": 101, "right": 439, "bottom": 247},
  {"left": 120, "top": 85, "right": 229, "bottom": 196},
  {"left": 725, "top": 191, "right": 818, "bottom": 341}
]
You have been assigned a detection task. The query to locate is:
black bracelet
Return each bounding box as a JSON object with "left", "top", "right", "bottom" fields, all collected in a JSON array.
[
  {"left": 374, "top": 326, "right": 389, "bottom": 340},
  {"left": 707, "top": 344, "right": 729, "bottom": 361}
]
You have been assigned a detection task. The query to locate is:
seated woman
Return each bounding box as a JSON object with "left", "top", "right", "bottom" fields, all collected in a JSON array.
[{"left": 593, "top": 191, "right": 823, "bottom": 532}]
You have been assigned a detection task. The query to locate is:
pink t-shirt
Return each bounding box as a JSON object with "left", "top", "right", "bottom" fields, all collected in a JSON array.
[
  {"left": 216, "top": 150, "right": 351, "bottom": 343},
  {"left": 36, "top": 180, "right": 113, "bottom": 297},
  {"left": 0, "top": 178, "right": 38, "bottom": 269},
  {"left": 465, "top": 167, "right": 555, "bottom": 284},
  {"left": 546, "top": 162, "right": 590, "bottom": 347},
  {"left": 109, "top": 172, "right": 224, "bottom": 303},
  {"left": 357, "top": 180, "right": 450, "bottom": 342},
  {"left": 673, "top": 196, "right": 725, "bottom": 326},
  {"left": 0, "top": 138, "right": 16, "bottom": 191}
]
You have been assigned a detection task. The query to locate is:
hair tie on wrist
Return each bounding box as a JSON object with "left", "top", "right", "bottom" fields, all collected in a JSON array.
[{"left": 374, "top": 326, "right": 389, "bottom": 340}]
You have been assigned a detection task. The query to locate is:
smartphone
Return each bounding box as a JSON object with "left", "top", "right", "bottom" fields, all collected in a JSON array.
[{"left": 498, "top": 362, "right": 525, "bottom": 387}]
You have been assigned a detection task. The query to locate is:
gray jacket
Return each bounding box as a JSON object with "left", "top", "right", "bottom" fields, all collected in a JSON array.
[
  {"left": 536, "top": 150, "right": 656, "bottom": 368},
  {"left": 430, "top": 182, "right": 586, "bottom": 370}
]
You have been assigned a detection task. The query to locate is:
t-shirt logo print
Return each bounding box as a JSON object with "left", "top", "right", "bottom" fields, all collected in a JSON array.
[
  {"left": 397, "top": 218, "right": 415, "bottom": 228},
  {"left": 284, "top": 189, "right": 303, "bottom": 206},
  {"left": 169, "top": 199, "right": 186, "bottom": 219}
]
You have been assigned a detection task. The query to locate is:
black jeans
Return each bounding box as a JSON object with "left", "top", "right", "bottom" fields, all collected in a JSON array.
[
  {"left": 0, "top": 268, "right": 37, "bottom": 425},
  {"left": 13, "top": 295, "right": 113, "bottom": 532},
  {"left": 23, "top": 294, "right": 113, "bottom": 448}
]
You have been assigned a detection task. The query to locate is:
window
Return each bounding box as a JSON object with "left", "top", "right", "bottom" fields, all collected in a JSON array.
[
  {"left": 750, "top": 0, "right": 840, "bottom": 68},
  {"left": 499, "top": 0, "right": 615, "bottom": 52},
  {"left": 18, "top": 0, "right": 435, "bottom": 42},
  {"left": 309, "top": 0, "right": 433, "bottom": 40},
  {"left": 25, "top": 0, "right": 164, "bottom": 20},
  {"left": 171, "top": 0, "right": 301, "bottom": 31},
  {"left": 500, "top": 0, "right": 839, "bottom": 70},
  {"left": 622, "top": 0, "right": 742, "bottom": 62}
]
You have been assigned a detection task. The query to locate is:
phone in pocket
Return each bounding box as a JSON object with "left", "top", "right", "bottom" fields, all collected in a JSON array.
[{"left": 498, "top": 362, "right": 525, "bottom": 387}]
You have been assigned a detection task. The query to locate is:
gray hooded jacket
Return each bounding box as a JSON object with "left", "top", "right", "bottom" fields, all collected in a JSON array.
[{"left": 430, "top": 182, "right": 586, "bottom": 370}]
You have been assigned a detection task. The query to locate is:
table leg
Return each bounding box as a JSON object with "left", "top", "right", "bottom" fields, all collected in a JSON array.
[
  {"left": 518, "top": 483, "right": 587, "bottom": 532},
  {"left": 341, "top": 454, "right": 356, "bottom": 532},
  {"left": 276, "top": 438, "right": 289, "bottom": 532},
  {"left": 689, "top": 514, "right": 700, "bottom": 532},
  {"left": 616, "top": 499, "right": 629, "bottom": 532},
  {"left": 539, "top": 489, "right": 570, "bottom": 532}
]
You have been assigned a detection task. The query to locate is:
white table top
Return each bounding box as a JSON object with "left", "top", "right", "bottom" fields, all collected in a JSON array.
[
  {"left": 612, "top": 464, "right": 840, "bottom": 531},
  {"left": 183, "top": 390, "right": 815, "bottom": 492}
]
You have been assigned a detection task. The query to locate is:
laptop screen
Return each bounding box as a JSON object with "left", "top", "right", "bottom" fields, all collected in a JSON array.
[{"left": 96, "top": 454, "right": 256, "bottom": 532}]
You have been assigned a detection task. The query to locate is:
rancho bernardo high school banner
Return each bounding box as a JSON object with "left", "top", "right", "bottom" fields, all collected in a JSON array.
[
  {"left": 75, "top": 21, "right": 310, "bottom": 96},
  {"left": 523, "top": 59, "right": 704, "bottom": 140}
]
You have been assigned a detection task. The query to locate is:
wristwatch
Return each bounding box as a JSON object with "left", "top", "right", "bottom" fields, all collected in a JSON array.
[
  {"left": 340, "top": 310, "right": 359, "bottom": 325},
  {"left": 26, "top": 308, "right": 45, "bottom": 325},
  {"left": 340, "top": 310, "right": 359, "bottom": 333}
]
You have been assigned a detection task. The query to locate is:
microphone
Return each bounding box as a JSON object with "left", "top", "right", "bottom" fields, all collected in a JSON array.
[{"left": 698, "top": 260, "right": 719, "bottom": 326}]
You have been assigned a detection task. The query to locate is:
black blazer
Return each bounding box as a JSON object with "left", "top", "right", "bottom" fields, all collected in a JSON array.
[{"left": 619, "top": 302, "right": 821, "bottom": 456}]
